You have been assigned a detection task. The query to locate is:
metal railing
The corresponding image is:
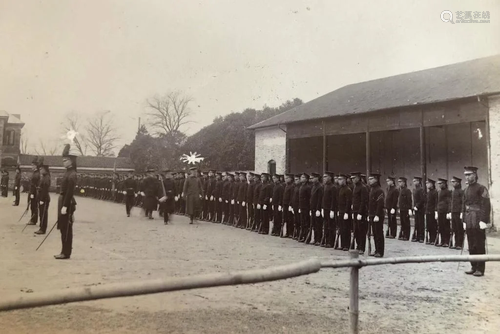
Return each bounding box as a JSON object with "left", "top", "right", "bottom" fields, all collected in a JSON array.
[{"left": 1, "top": 253, "right": 499, "bottom": 334}]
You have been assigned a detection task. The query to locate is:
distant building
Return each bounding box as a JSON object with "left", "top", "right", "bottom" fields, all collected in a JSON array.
[{"left": 0, "top": 111, "right": 24, "bottom": 168}]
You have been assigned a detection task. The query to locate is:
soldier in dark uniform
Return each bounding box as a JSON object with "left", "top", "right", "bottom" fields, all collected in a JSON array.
[
  {"left": 55, "top": 141, "right": 78, "bottom": 260},
  {"left": 35, "top": 164, "right": 51, "bottom": 235},
  {"left": 298, "top": 173, "right": 311, "bottom": 242},
  {"left": 282, "top": 173, "right": 295, "bottom": 238},
  {"left": 321, "top": 171, "right": 337, "bottom": 248},
  {"left": 258, "top": 173, "right": 273, "bottom": 234},
  {"left": 462, "top": 166, "right": 491, "bottom": 276},
  {"left": 182, "top": 166, "right": 204, "bottom": 224},
  {"left": 230, "top": 173, "right": 239, "bottom": 226},
  {"left": 159, "top": 169, "right": 176, "bottom": 224},
  {"left": 246, "top": 172, "right": 255, "bottom": 229},
  {"left": 337, "top": 174, "right": 352, "bottom": 251},
  {"left": 221, "top": 173, "right": 231, "bottom": 224},
  {"left": 290, "top": 175, "right": 301, "bottom": 239},
  {"left": 1, "top": 170, "right": 8, "bottom": 197},
  {"left": 214, "top": 172, "right": 223, "bottom": 223},
  {"left": 206, "top": 170, "right": 216, "bottom": 222},
  {"left": 351, "top": 172, "right": 368, "bottom": 253},
  {"left": 252, "top": 173, "right": 262, "bottom": 231},
  {"left": 368, "top": 173, "right": 385, "bottom": 257},
  {"left": 425, "top": 178, "right": 438, "bottom": 245},
  {"left": 238, "top": 172, "right": 248, "bottom": 229},
  {"left": 412, "top": 176, "right": 426, "bottom": 243},
  {"left": 143, "top": 170, "right": 159, "bottom": 219},
  {"left": 13, "top": 166, "right": 21, "bottom": 206},
  {"left": 436, "top": 178, "right": 451, "bottom": 247},
  {"left": 123, "top": 172, "right": 137, "bottom": 217},
  {"left": 28, "top": 157, "right": 42, "bottom": 225},
  {"left": 271, "top": 174, "right": 284, "bottom": 236},
  {"left": 385, "top": 176, "right": 399, "bottom": 238},
  {"left": 450, "top": 176, "right": 464, "bottom": 249},
  {"left": 307, "top": 173, "right": 323, "bottom": 245},
  {"left": 397, "top": 177, "right": 412, "bottom": 240}
]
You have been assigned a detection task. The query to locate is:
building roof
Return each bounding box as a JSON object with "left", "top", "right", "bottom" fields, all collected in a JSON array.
[
  {"left": 18, "top": 155, "right": 134, "bottom": 170},
  {"left": 0, "top": 111, "right": 25, "bottom": 125},
  {"left": 249, "top": 54, "right": 500, "bottom": 129}
]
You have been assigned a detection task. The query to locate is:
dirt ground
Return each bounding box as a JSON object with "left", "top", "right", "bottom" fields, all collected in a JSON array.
[{"left": 1, "top": 194, "right": 499, "bottom": 334}]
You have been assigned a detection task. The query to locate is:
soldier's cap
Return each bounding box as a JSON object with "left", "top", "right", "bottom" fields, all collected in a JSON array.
[
  {"left": 15, "top": 165, "right": 21, "bottom": 172},
  {"left": 350, "top": 172, "right": 362, "bottom": 178},
  {"left": 338, "top": 174, "right": 349, "bottom": 179},
  {"left": 368, "top": 173, "right": 381, "bottom": 178},
  {"left": 398, "top": 177, "right": 407, "bottom": 181},
  {"left": 239, "top": 172, "right": 247, "bottom": 176},
  {"left": 216, "top": 172, "right": 222, "bottom": 176},
  {"left": 437, "top": 178, "right": 448, "bottom": 183},
  {"left": 426, "top": 178, "right": 436, "bottom": 184},
  {"left": 464, "top": 166, "right": 478, "bottom": 174},
  {"left": 189, "top": 166, "right": 198, "bottom": 171},
  {"left": 285, "top": 173, "right": 294, "bottom": 178},
  {"left": 360, "top": 174, "right": 366, "bottom": 178},
  {"left": 261, "top": 172, "right": 270, "bottom": 177},
  {"left": 324, "top": 171, "right": 334, "bottom": 177},
  {"left": 227, "top": 173, "right": 234, "bottom": 178},
  {"left": 254, "top": 173, "right": 261, "bottom": 178},
  {"left": 413, "top": 176, "right": 422, "bottom": 181},
  {"left": 162, "top": 169, "right": 172, "bottom": 173},
  {"left": 294, "top": 174, "right": 301, "bottom": 178},
  {"left": 452, "top": 176, "right": 462, "bottom": 182},
  {"left": 311, "top": 172, "right": 321, "bottom": 178},
  {"left": 386, "top": 176, "right": 396, "bottom": 181},
  {"left": 209, "top": 169, "right": 216, "bottom": 173},
  {"left": 301, "top": 173, "right": 310, "bottom": 179}
]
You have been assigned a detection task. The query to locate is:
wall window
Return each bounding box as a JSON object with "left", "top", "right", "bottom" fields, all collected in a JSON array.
[
  {"left": 268, "top": 160, "right": 276, "bottom": 176},
  {"left": 4, "top": 130, "right": 15, "bottom": 146}
]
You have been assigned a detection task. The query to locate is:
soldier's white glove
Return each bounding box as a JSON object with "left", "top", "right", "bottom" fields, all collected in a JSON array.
[
  {"left": 15, "top": 187, "right": 17, "bottom": 190},
  {"left": 479, "top": 221, "right": 490, "bottom": 230},
  {"left": 242, "top": 201, "right": 246, "bottom": 207},
  {"left": 225, "top": 200, "right": 228, "bottom": 203},
  {"left": 219, "top": 197, "right": 222, "bottom": 202},
  {"left": 344, "top": 213, "right": 349, "bottom": 220},
  {"left": 40, "top": 201, "right": 44, "bottom": 205},
  {"left": 263, "top": 205, "right": 267, "bottom": 210},
  {"left": 463, "top": 222, "right": 466, "bottom": 230},
  {"left": 434, "top": 211, "right": 438, "bottom": 220},
  {"left": 337, "top": 211, "right": 339, "bottom": 217},
  {"left": 446, "top": 213, "right": 451, "bottom": 220},
  {"left": 357, "top": 214, "right": 362, "bottom": 221},
  {"left": 205, "top": 195, "right": 208, "bottom": 200},
  {"left": 257, "top": 204, "right": 261, "bottom": 209},
  {"left": 409, "top": 209, "right": 413, "bottom": 215},
  {"left": 321, "top": 209, "right": 324, "bottom": 217},
  {"left": 61, "top": 206, "right": 68, "bottom": 215},
  {"left": 390, "top": 208, "right": 395, "bottom": 214},
  {"left": 330, "top": 211, "right": 334, "bottom": 219},
  {"left": 298, "top": 209, "right": 301, "bottom": 214},
  {"left": 290, "top": 207, "right": 294, "bottom": 213},
  {"left": 374, "top": 216, "right": 380, "bottom": 223},
  {"left": 141, "top": 192, "right": 145, "bottom": 196},
  {"left": 122, "top": 191, "right": 127, "bottom": 195},
  {"left": 460, "top": 213, "right": 463, "bottom": 220},
  {"left": 278, "top": 205, "right": 282, "bottom": 211},
  {"left": 30, "top": 194, "right": 34, "bottom": 199},
  {"left": 175, "top": 196, "right": 178, "bottom": 201},
  {"left": 210, "top": 196, "right": 214, "bottom": 201},
  {"left": 315, "top": 210, "right": 320, "bottom": 217},
  {"left": 413, "top": 207, "right": 418, "bottom": 211},
  {"left": 135, "top": 194, "right": 137, "bottom": 197},
  {"left": 237, "top": 201, "right": 240, "bottom": 205},
  {"left": 270, "top": 198, "right": 273, "bottom": 203},
  {"left": 231, "top": 199, "right": 234, "bottom": 205},
  {"left": 271, "top": 205, "right": 274, "bottom": 210}
]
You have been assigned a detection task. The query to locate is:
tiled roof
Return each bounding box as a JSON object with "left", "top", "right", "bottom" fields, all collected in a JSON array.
[
  {"left": 249, "top": 54, "right": 500, "bottom": 129},
  {"left": 18, "top": 155, "right": 134, "bottom": 170}
]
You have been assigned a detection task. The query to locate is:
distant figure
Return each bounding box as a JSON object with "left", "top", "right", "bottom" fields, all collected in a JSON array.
[
  {"left": 13, "top": 166, "right": 21, "bottom": 206},
  {"left": 182, "top": 166, "right": 204, "bottom": 224},
  {"left": 1, "top": 169, "right": 9, "bottom": 197}
]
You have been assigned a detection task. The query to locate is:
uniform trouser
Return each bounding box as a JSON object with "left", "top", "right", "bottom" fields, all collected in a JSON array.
[
  {"left": 39, "top": 201, "right": 50, "bottom": 232},
  {"left": 247, "top": 203, "right": 254, "bottom": 227},
  {"left": 14, "top": 188, "right": 20, "bottom": 205},
  {"left": 261, "top": 207, "right": 270, "bottom": 233},
  {"left": 125, "top": 195, "right": 135, "bottom": 215},
  {"left": 228, "top": 202, "right": 235, "bottom": 225},
  {"left": 371, "top": 216, "right": 385, "bottom": 256},
  {"left": 438, "top": 213, "right": 450, "bottom": 245},
  {"left": 272, "top": 208, "right": 282, "bottom": 234},
  {"left": 452, "top": 213, "right": 464, "bottom": 247},
  {"left": 240, "top": 204, "right": 247, "bottom": 227},
  {"left": 313, "top": 214, "right": 322, "bottom": 243},
  {"left": 58, "top": 196, "right": 73, "bottom": 257},
  {"left": 340, "top": 216, "right": 352, "bottom": 249},
  {"left": 414, "top": 211, "right": 425, "bottom": 241},
  {"left": 30, "top": 195, "right": 38, "bottom": 223},
  {"left": 254, "top": 206, "right": 261, "bottom": 230},
  {"left": 1, "top": 186, "right": 7, "bottom": 197},
  {"left": 223, "top": 201, "right": 230, "bottom": 223},
  {"left": 283, "top": 205, "right": 291, "bottom": 235},
  {"left": 466, "top": 228, "right": 486, "bottom": 273},
  {"left": 387, "top": 211, "right": 397, "bottom": 237},
  {"left": 400, "top": 210, "right": 410, "bottom": 238},
  {"left": 324, "top": 215, "right": 335, "bottom": 246},
  {"left": 354, "top": 214, "right": 367, "bottom": 251},
  {"left": 293, "top": 208, "right": 300, "bottom": 235},
  {"left": 209, "top": 200, "right": 215, "bottom": 220},
  {"left": 216, "top": 200, "right": 223, "bottom": 222},
  {"left": 426, "top": 213, "right": 438, "bottom": 243},
  {"left": 300, "top": 209, "right": 310, "bottom": 239}
]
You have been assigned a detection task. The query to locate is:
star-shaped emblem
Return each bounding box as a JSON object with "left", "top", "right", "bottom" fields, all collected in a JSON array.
[{"left": 180, "top": 152, "right": 205, "bottom": 165}]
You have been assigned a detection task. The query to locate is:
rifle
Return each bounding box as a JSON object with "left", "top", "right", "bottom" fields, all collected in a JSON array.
[
  {"left": 425, "top": 229, "right": 429, "bottom": 243},
  {"left": 319, "top": 218, "right": 326, "bottom": 246},
  {"left": 333, "top": 227, "right": 340, "bottom": 249},
  {"left": 305, "top": 211, "right": 314, "bottom": 244},
  {"left": 350, "top": 216, "right": 356, "bottom": 250},
  {"left": 457, "top": 230, "right": 467, "bottom": 271},
  {"left": 449, "top": 227, "right": 454, "bottom": 248},
  {"left": 367, "top": 219, "right": 372, "bottom": 255}
]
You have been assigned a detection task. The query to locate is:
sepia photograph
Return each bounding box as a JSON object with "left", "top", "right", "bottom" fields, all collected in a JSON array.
[{"left": 1, "top": 1, "right": 500, "bottom": 333}]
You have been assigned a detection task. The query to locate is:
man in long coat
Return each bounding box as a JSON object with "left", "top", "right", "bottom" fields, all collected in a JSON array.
[
  {"left": 183, "top": 166, "right": 204, "bottom": 224},
  {"left": 159, "top": 169, "right": 176, "bottom": 224},
  {"left": 142, "top": 169, "right": 159, "bottom": 219}
]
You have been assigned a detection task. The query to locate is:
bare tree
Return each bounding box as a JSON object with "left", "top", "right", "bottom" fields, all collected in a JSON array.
[
  {"left": 20, "top": 129, "right": 29, "bottom": 154},
  {"left": 86, "top": 111, "right": 119, "bottom": 157},
  {"left": 34, "top": 139, "right": 58, "bottom": 156},
  {"left": 61, "top": 111, "right": 88, "bottom": 156},
  {"left": 146, "top": 91, "right": 193, "bottom": 136}
]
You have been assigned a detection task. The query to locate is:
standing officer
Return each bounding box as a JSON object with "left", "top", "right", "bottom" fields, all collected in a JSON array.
[
  {"left": 182, "top": 166, "right": 204, "bottom": 224},
  {"left": 206, "top": 170, "right": 217, "bottom": 222},
  {"left": 321, "top": 171, "right": 337, "bottom": 248},
  {"left": 271, "top": 174, "right": 284, "bottom": 236},
  {"left": 425, "top": 178, "right": 438, "bottom": 245},
  {"left": 450, "top": 176, "right": 464, "bottom": 249},
  {"left": 385, "top": 176, "right": 399, "bottom": 238},
  {"left": 252, "top": 173, "right": 262, "bottom": 231},
  {"left": 436, "top": 178, "right": 451, "bottom": 247},
  {"left": 397, "top": 177, "right": 412, "bottom": 240},
  {"left": 246, "top": 172, "right": 255, "bottom": 229},
  {"left": 337, "top": 174, "right": 352, "bottom": 251},
  {"left": 0, "top": 170, "right": 8, "bottom": 197},
  {"left": 368, "top": 173, "right": 385, "bottom": 257},
  {"left": 462, "top": 166, "right": 491, "bottom": 277},
  {"left": 143, "top": 169, "right": 159, "bottom": 220},
  {"left": 13, "top": 166, "right": 21, "bottom": 206},
  {"left": 412, "top": 176, "right": 426, "bottom": 243},
  {"left": 308, "top": 173, "right": 323, "bottom": 245},
  {"left": 123, "top": 172, "right": 137, "bottom": 217},
  {"left": 222, "top": 173, "right": 231, "bottom": 224},
  {"left": 159, "top": 169, "right": 176, "bottom": 224},
  {"left": 351, "top": 172, "right": 368, "bottom": 253},
  {"left": 214, "top": 172, "right": 223, "bottom": 223},
  {"left": 28, "top": 157, "right": 42, "bottom": 225},
  {"left": 282, "top": 173, "right": 295, "bottom": 238},
  {"left": 238, "top": 172, "right": 248, "bottom": 229},
  {"left": 258, "top": 173, "right": 273, "bottom": 234},
  {"left": 297, "top": 173, "right": 311, "bottom": 242},
  {"left": 290, "top": 175, "right": 301, "bottom": 239},
  {"left": 35, "top": 163, "right": 51, "bottom": 235}
]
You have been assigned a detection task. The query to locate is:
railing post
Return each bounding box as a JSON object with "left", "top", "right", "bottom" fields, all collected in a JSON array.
[{"left": 349, "top": 250, "right": 359, "bottom": 334}]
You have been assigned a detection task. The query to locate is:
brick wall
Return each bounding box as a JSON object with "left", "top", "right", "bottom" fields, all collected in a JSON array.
[
  {"left": 488, "top": 95, "right": 500, "bottom": 226},
  {"left": 254, "top": 126, "right": 287, "bottom": 174}
]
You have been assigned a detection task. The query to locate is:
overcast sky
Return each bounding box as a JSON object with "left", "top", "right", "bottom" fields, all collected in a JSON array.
[{"left": 1, "top": 0, "right": 499, "bottom": 155}]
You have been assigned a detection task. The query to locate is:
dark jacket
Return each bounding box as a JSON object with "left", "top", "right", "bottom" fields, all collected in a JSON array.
[
  {"left": 437, "top": 189, "right": 451, "bottom": 213},
  {"left": 368, "top": 184, "right": 385, "bottom": 217},
  {"left": 298, "top": 182, "right": 311, "bottom": 210},
  {"left": 413, "top": 187, "right": 425, "bottom": 211},
  {"left": 352, "top": 182, "right": 368, "bottom": 215},
  {"left": 385, "top": 185, "right": 399, "bottom": 210},
  {"left": 38, "top": 174, "right": 51, "bottom": 203},
  {"left": 272, "top": 182, "right": 284, "bottom": 208},
  {"left": 338, "top": 185, "right": 352, "bottom": 214},
  {"left": 322, "top": 182, "right": 336, "bottom": 211},
  {"left": 451, "top": 188, "right": 464, "bottom": 213},
  {"left": 425, "top": 189, "right": 438, "bottom": 214},
  {"left": 283, "top": 183, "right": 294, "bottom": 206},
  {"left": 310, "top": 182, "right": 323, "bottom": 212},
  {"left": 462, "top": 182, "right": 490, "bottom": 225},
  {"left": 398, "top": 188, "right": 412, "bottom": 211}
]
